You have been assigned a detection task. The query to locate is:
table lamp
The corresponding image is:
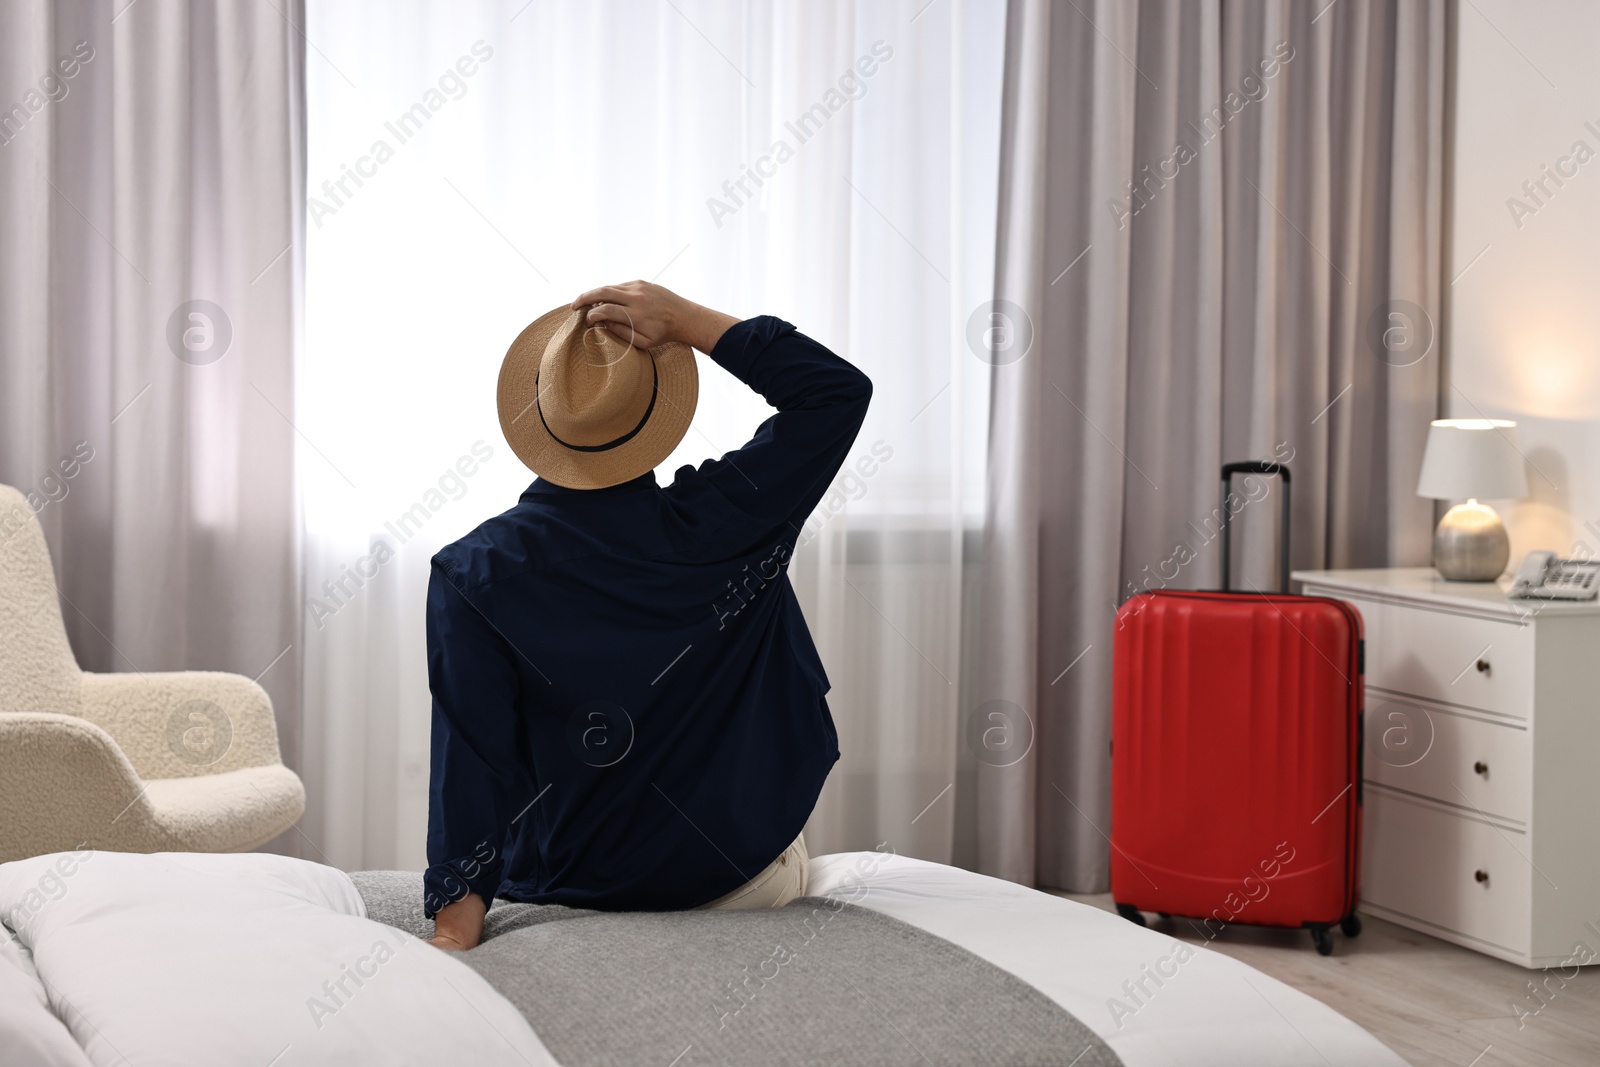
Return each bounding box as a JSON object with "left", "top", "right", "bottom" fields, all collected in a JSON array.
[{"left": 1415, "top": 418, "right": 1528, "bottom": 581}]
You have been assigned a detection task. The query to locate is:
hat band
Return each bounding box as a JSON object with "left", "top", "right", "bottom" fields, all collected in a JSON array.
[{"left": 535, "top": 355, "right": 660, "bottom": 454}]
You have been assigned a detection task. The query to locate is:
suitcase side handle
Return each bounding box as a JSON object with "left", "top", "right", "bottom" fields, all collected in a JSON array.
[{"left": 1219, "top": 462, "right": 1291, "bottom": 593}]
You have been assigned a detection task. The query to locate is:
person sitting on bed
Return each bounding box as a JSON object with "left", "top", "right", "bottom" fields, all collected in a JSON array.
[{"left": 423, "top": 281, "right": 871, "bottom": 950}]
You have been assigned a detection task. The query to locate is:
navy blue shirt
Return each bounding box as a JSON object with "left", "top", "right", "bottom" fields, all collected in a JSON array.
[{"left": 423, "top": 316, "right": 870, "bottom": 917}]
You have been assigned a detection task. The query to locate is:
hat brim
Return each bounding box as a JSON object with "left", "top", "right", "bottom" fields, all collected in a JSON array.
[{"left": 497, "top": 306, "right": 698, "bottom": 490}]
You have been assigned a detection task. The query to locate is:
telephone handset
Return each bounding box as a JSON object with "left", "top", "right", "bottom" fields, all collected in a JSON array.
[{"left": 1510, "top": 550, "right": 1600, "bottom": 600}]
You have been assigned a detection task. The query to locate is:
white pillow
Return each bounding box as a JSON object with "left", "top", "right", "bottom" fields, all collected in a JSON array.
[
  {"left": 0, "top": 850, "right": 556, "bottom": 1067},
  {"left": 0, "top": 929, "right": 94, "bottom": 1067}
]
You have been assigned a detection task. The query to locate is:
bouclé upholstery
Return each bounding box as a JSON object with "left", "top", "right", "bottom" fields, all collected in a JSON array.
[{"left": 0, "top": 484, "right": 304, "bottom": 861}]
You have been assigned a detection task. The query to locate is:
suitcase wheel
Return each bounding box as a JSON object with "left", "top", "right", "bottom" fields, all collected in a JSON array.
[
  {"left": 1310, "top": 926, "right": 1334, "bottom": 956},
  {"left": 1340, "top": 912, "right": 1362, "bottom": 939},
  {"left": 1115, "top": 903, "right": 1147, "bottom": 927}
]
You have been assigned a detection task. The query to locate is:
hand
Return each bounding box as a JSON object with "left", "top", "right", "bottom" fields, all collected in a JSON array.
[
  {"left": 427, "top": 892, "right": 486, "bottom": 951},
  {"left": 570, "top": 281, "right": 739, "bottom": 354}
]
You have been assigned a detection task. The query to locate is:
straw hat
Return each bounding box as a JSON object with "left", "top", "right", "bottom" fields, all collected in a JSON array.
[{"left": 497, "top": 305, "right": 698, "bottom": 489}]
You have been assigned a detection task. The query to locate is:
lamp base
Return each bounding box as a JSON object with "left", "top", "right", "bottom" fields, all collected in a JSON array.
[{"left": 1433, "top": 501, "right": 1509, "bottom": 582}]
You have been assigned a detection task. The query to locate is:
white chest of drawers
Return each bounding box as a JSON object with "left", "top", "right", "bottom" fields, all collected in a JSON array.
[{"left": 1293, "top": 568, "right": 1600, "bottom": 969}]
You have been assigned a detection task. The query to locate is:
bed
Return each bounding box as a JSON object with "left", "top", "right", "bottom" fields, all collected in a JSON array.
[{"left": 0, "top": 848, "right": 1407, "bottom": 1066}]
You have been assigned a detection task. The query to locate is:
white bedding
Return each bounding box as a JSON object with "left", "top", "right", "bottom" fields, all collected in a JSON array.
[
  {"left": 808, "top": 851, "right": 1407, "bottom": 1067},
  {"left": 0, "top": 848, "right": 1406, "bottom": 1067},
  {"left": 0, "top": 930, "right": 91, "bottom": 1067},
  {"left": 0, "top": 850, "right": 555, "bottom": 1067}
]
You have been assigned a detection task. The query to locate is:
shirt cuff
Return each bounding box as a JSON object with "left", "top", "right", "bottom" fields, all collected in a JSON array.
[{"left": 422, "top": 855, "right": 503, "bottom": 919}]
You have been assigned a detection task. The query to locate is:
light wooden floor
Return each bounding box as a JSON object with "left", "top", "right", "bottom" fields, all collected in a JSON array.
[{"left": 1053, "top": 892, "right": 1600, "bottom": 1066}]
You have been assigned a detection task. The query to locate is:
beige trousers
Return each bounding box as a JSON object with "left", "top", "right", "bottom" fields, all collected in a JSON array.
[{"left": 699, "top": 834, "right": 809, "bottom": 910}]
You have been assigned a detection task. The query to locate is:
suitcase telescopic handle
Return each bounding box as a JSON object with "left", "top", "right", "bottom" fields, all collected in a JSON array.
[{"left": 1219, "top": 462, "right": 1291, "bottom": 593}]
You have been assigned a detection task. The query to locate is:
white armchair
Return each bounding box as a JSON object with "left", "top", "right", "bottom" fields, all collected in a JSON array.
[{"left": 0, "top": 484, "right": 305, "bottom": 862}]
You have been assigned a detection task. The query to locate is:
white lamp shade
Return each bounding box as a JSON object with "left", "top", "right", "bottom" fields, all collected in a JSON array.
[{"left": 1415, "top": 419, "right": 1529, "bottom": 500}]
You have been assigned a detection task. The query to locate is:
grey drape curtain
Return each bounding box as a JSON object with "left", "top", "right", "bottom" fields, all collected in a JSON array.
[
  {"left": 978, "top": 0, "right": 1445, "bottom": 891},
  {"left": 0, "top": 2, "right": 306, "bottom": 810}
]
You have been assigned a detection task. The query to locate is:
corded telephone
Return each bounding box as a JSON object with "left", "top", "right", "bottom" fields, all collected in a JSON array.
[{"left": 1509, "top": 550, "right": 1600, "bottom": 600}]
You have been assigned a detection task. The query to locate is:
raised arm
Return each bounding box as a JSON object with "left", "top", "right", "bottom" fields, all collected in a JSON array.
[
  {"left": 669, "top": 317, "right": 871, "bottom": 557},
  {"left": 575, "top": 282, "right": 872, "bottom": 557}
]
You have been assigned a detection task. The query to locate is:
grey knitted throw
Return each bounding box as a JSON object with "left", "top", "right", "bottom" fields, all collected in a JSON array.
[{"left": 352, "top": 870, "right": 1122, "bottom": 1067}]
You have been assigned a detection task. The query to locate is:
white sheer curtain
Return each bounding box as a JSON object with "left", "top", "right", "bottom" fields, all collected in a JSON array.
[{"left": 300, "top": 0, "right": 1002, "bottom": 871}]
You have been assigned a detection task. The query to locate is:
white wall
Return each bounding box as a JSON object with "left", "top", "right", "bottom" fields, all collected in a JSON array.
[{"left": 1450, "top": 0, "right": 1600, "bottom": 563}]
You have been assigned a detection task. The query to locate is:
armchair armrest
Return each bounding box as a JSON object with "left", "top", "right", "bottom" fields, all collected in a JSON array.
[
  {"left": 77, "top": 671, "right": 286, "bottom": 780},
  {"left": 0, "top": 713, "right": 147, "bottom": 861}
]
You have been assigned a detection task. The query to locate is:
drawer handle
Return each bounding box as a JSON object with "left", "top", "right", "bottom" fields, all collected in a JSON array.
[
  {"left": 1474, "top": 761, "right": 1489, "bottom": 776},
  {"left": 1474, "top": 869, "right": 1489, "bottom": 885},
  {"left": 1475, "top": 658, "right": 1491, "bottom": 675}
]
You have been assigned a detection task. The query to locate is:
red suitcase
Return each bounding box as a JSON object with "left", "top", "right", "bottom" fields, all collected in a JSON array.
[{"left": 1110, "top": 462, "right": 1365, "bottom": 956}]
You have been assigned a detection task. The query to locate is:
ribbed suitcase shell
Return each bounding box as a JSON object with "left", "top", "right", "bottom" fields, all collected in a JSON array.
[{"left": 1110, "top": 589, "right": 1364, "bottom": 930}]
